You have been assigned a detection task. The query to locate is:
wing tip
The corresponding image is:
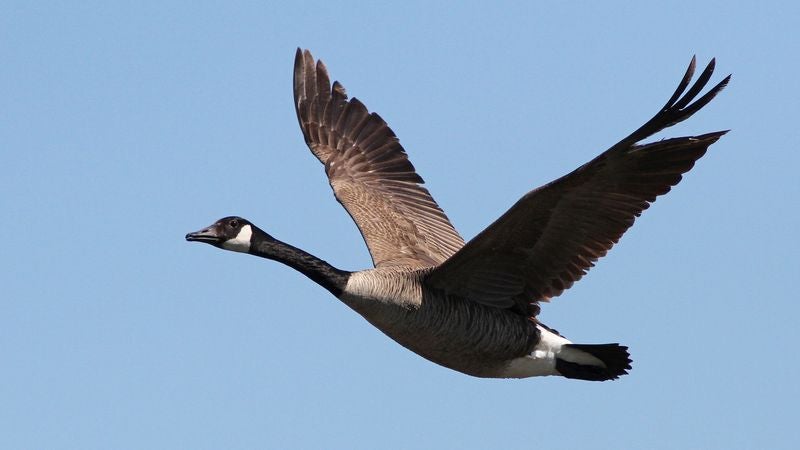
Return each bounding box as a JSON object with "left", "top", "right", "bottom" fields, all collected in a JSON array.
[
  {"left": 333, "top": 80, "right": 347, "bottom": 97},
  {"left": 619, "top": 56, "right": 730, "bottom": 146}
]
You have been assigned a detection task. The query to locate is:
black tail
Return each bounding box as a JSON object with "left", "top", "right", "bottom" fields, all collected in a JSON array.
[{"left": 555, "top": 344, "right": 632, "bottom": 381}]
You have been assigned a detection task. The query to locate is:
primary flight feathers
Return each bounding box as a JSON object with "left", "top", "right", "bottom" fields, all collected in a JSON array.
[{"left": 294, "top": 49, "right": 465, "bottom": 268}]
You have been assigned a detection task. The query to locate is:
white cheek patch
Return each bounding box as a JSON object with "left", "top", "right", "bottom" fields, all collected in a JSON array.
[{"left": 221, "top": 224, "right": 253, "bottom": 253}]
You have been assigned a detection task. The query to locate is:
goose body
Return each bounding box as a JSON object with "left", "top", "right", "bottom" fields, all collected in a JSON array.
[
  {"left": 187, "top": 49, "right": 729, "bottom": 381},
  {"left": 342, "top": 268, "right": 536, "bottom": 378}
]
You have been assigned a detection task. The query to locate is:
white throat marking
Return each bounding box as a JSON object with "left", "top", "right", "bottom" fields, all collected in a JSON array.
[{"left": 221, "top": 224, "right": 253, "bottom": 253}]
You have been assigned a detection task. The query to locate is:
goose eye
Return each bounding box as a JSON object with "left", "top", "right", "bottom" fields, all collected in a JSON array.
[{"left": 229, "top": 219, "right": 239, "bottom": 228}]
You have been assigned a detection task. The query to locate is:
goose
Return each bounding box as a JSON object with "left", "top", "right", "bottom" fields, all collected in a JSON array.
[{"left": 186, "top": 48, "right": 729, "bottom": 381}]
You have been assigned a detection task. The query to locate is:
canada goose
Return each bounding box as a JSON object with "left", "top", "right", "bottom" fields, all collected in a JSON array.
[{"left": 186, "top": 49, "right": 728, "bottom": 381}]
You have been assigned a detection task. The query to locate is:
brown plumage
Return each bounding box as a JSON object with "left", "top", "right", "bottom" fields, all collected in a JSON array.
[
  {"left": 293, "top": 49, "right": 465, "bottom": 268},
  {"left": 428, "top": 58, "right": 729, "bottom": 314},
  {"left": 187, "top": 49, "right": 728, "bottom": 380}
]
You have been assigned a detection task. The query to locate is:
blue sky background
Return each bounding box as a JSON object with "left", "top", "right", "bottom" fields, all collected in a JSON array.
[{"left": 2, "top": 1, "right": 798, "bottom": 449}]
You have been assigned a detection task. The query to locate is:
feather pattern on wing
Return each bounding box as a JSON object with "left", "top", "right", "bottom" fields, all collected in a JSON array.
[
  {"left": 293, "top": 49, "right": 465, "bottom": 268},
  {"left": 426, "top": 57, "right": 730, "bottom": 315}
]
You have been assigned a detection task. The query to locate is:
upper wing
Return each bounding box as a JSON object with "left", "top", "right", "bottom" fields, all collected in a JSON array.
[
  {"left": 426, "top": 57, "right": 730, "bottom": 314},
  {"left": 293, "top": 49, "right": 465, "bottom": 268}
]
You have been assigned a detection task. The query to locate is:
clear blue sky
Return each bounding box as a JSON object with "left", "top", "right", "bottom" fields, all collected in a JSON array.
[{"left": 2, "top": 1, "right": 797, "bottom": 449}]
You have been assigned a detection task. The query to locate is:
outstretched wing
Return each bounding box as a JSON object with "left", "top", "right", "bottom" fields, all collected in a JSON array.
[
  {"left": 293, "top": 49, "right": 465, "bottom": 268},
  {"left": 426, "top": 57, "right": 730, "bottom": 314}
]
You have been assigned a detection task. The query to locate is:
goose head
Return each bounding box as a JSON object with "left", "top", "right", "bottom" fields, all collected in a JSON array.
[{"left": 186, "top": 216, "right": 263, "bottom": 253}]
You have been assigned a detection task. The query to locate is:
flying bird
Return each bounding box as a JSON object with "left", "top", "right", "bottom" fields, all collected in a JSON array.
[{"left": 186, "top": 48, "right": 729, "bottom": 380}]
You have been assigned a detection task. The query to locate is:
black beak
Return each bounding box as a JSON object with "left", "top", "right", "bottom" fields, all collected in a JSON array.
[{"left": 185, "top": 226, "right": 222, "bottom": 244}]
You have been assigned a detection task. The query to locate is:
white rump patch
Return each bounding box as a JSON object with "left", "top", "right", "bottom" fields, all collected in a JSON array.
[
  {"left": 501, "top": 325, "right": 605, "bottom": 378},
  {"left": 221, "top": 224, "right": 252, "bottom": 253}
]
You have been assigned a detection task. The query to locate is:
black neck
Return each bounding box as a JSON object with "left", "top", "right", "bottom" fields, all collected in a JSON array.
[{"left": 248, "top": 230, "right": 350, "bottom": 297}]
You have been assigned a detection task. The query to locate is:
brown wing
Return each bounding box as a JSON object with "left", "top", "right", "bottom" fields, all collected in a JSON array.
[
  {"left": 426, "top": 57, "right": 730, "bottom": 314},
  {"left": 293, "top": 49, "right": 465, "bottom": 268}
]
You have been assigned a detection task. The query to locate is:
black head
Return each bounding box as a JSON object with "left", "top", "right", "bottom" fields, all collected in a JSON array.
[{"left": 185, "top": 216, "right": 255, "bottom": 253}]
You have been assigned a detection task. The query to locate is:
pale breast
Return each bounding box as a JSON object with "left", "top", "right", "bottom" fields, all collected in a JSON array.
[{"left": 340, "top": 268, "right": 537, "bottom": 377}]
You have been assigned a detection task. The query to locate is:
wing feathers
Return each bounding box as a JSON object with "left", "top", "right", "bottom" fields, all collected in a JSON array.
[
  {"left": 620, "top": 58, "right": 730, "bottom": 148},
  {"left": 427, "top": 59, "right": 728, "bottom": 314},
  {"left": 293, "top": 49, "right": 727, "bottom": 311},
  {"left": 294, "top": 49, "right": 465, "bottom": 267}
]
